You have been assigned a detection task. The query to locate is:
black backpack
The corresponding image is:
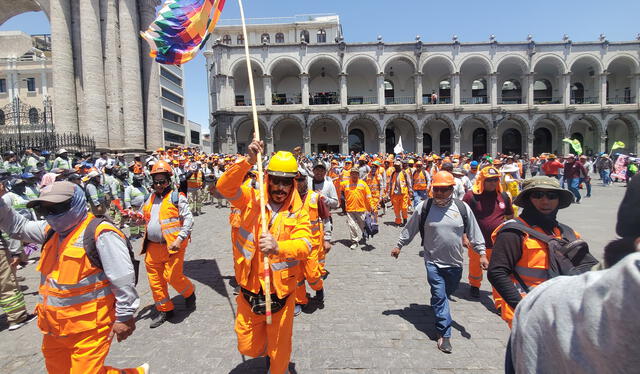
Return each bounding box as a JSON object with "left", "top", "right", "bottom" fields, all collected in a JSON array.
[
  {"left": 419, "top": 198, "right": 469, "bottom": 242},
  {"left": 44, "top": 217, "right": 140, "bottom": 285},
  {"left": 497, "top": 220, "right": 599, "bottom": 291}
]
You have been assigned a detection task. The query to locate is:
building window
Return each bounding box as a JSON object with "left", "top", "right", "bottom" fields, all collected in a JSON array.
[
  {"left": 0, "top": 79, "right": 5, "bottom": 93},
  {"left": 162, "top": 109, "right": 184, "bottom": 124},
  {"left": 300, "top": 30, "right": 310, "bottom": 43},
  {"left": 317, "top": 29, "right": 326, "bottom": 43},
  {"left": 0, "top": 110, "right": 4, "bottom": 125},
  {"left": 190, "top": 130, "right": 200, "bottom": 144},
  {"left": 160, "top": 67, "right": 182, "bottom": 86},
  {"left": 28, "top": 108, "right": 39, "bottom": 124},
  {"left": 237, "top": 34, "right": 244, "bottom": 45},
  {"left": 222, "top": 34, "right": 231, "bottom": 44},
  {"left": 260, "top": 33, "right": 270, "bottom": 43},
  {"left": 164, "top": 131, "right": 185, "bottom": 144},
  {"left": 275, "top": 33, "right": 285, "bottom": 43},
  {"left": 26, "top": 77, "right": 36, "bottom": 92},
  {"left": 162, "top": 88, "right": 183, "bottom": 105}
]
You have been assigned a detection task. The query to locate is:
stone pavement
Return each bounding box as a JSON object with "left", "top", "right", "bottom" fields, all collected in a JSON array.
[{"left": 0, "top": 180, "right": 626, "bottom": 373}]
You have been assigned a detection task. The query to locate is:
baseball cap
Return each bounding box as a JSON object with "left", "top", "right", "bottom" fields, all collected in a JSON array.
[{"left": 26, "top": 181, "right": 76, "bottom": 208}]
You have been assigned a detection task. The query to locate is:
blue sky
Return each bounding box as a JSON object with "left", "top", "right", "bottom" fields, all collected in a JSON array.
[{"left": 2, "top": 0, "right": 639, "bottom": 133}]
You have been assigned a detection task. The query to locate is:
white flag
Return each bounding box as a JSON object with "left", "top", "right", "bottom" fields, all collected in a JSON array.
[{"left": 393, "top": 136, "right": 404, "bottom": 154}]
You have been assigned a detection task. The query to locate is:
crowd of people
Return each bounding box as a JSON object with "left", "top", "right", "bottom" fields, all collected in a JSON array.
[{"left": 0, "top": 143, "right": 638, "bottom": 373}]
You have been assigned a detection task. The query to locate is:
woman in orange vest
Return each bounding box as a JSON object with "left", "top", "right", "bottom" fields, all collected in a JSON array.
[
  {"left": 488, "top": 176, "right": 577, "bottom": 327},
  {"left": 216, "top": 141, "right": 312, "bottom": 374},
  {"left": 142, "top": 160, "right": 196, "bottom": 329},
  {"left": 0, "top": 181, "right": 148, "bottom": 373}
]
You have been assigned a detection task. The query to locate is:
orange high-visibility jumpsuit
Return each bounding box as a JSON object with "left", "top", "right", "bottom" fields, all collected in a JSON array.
[
  {"left": 402, "top": 169, "right": 413, "bottom": 210},
  {"left": 388, "top": 171, "right": 408, "bottom": 224},
  {"left": 38, "top": 215, "right": 142, "bottom": 374},
  {"left": 217, "top": 158, "right": 312, "bottom": 374},
  {"left": 142, "top": 192, "right": 195, "bottom": 312},
  {"left": 365, "top": 172, "right": 383, "bottom": 216},
  {"left": 295, "top": 191, "right": 325, "bottom": 305}
]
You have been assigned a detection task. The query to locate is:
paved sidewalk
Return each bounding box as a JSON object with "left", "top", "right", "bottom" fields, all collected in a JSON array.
[{"left": 0, "top": 181, "right": 625, "bottom": 373}]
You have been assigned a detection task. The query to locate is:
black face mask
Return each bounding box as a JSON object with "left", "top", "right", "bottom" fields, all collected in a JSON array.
[{"left": 520, "top": 200, "right": 559, "bottom": 234}]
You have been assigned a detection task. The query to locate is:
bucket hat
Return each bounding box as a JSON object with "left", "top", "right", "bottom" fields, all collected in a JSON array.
[{"left": 513, "top": 176, "right": 574, "bottom": 209}]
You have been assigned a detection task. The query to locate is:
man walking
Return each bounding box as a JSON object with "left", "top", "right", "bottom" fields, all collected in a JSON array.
[
  {"left": 391, "top": 171, "right": 487, "bottom": 353},
  {"left": 563, "top": 154, "right": 587, "bottom": 204},
  {"left": 388, "top": 161, "right": 409, "bottom": 225},
  {"left": 341, "top": 168, "right": 373, "bottom": 250}
]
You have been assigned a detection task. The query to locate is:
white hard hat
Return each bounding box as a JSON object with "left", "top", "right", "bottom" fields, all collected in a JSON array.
[{"left": 57, "top": 148, "right": 68, "bottom": 155}]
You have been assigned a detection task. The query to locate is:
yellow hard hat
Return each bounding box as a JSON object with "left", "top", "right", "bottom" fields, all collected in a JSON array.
[{"left": 266, "top": 151, "right": 298, "bottom": 177}]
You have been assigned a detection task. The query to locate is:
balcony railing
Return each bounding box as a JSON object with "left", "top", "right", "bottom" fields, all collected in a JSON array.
[
  {"left": 498, "top": 98, "right": 523, "bottom": 105},
  {"left": 571, "top": 97, "right": 599, "bottom": 105},
  {"left": 461, "top": 96, "right": 488, "bottom": 105},
  {"left": 235, "top": 96, "right": 265, "bottom": 106},
  {"left": 607, "top": 96, "right": 636, "bottom": 105},
  {"left": 272, "top": 94, "right": 301, "bottom": 105},
  {"left": 385, "top": 96, "right": 415, "bottom": 105},
  {"left": 347, "top": 96, "right": 378, "bottom": 105},
  {"left": 533, "top": 97, "right": 562, "bottom": 104},
  {"left": 310, "top": 92, "right": 339, "bottom": 105},
  {"left": 423, "top": 96, "right": 452, "bottom": 105}
]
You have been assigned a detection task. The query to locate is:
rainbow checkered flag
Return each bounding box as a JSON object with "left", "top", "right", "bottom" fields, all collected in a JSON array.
[{"left": 141, "top": 0, "right": 226, "bottom": 65}]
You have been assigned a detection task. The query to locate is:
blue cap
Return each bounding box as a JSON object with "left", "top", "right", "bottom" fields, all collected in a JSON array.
[
  {"left": 41, "top": 150, "right": 50, "bottom": 156},
  {"left": 470, "top": 161, "right": 479, "bottom": 167},
  {"left": 20, "top": 172, "right": 34, "bottom": 179}
]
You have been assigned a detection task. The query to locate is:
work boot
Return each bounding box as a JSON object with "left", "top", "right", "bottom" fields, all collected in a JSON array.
[
  {"left": 402, "top": 218, "right": 407, "bottom": 226},
  {"left": 321, "top": 270, "right": 330, "bottom": 280},
  {"left": 185, "top": 292, "right": 197, "bottom": 310},
  {"left": 437, "top": 336, "right": 452, "bottom": 353},
  {"left": 315, "top": 288, "right": 324, "bottom": 303},
  {"left": 150, "top": 310, "right": 174, "bottom": 328},
  {"left": 469, "top": 286, "right": 480, "bottom": 298}
]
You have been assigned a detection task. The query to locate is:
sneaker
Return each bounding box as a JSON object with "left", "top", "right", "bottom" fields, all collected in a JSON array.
[
  {"left": 349, "top": 243, "right": 358, "bottom": 250},
  {"left": 150, "top": 310, "right": 174, "bottom": 328},
  {"left": 138, "top": 363, "right": 150, "bottom": 374},
  {"left": 469, "top": 286, "right": 480, "bottom": 298},
  {"left": 437, "top": 336, "right": 452, "bottom": 353},
  {"left": 8, "top": 313, "right": 37, "bottom": 331},
  {"left": 233, "top": 285, "right": 240, "bottom": 295},
  {"left": 294, "top": 304, "right": 302, "bottom": 316}
]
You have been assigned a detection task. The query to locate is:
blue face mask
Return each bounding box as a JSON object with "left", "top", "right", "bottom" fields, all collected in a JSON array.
[{"left": 46, "top": 186, "right": 88, "bottom": 236}]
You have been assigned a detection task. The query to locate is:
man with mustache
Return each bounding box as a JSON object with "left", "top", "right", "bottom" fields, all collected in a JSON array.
[{"left": 216, "top": 140, "right": 312, "bottom": 374}]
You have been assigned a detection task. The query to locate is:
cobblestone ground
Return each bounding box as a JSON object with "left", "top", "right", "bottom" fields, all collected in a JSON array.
[{"left": 0, "top": 180, "right": 625, "bottom": 374}]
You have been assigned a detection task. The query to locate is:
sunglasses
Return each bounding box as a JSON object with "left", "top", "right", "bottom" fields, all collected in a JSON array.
[
  {"left": 530, "top": 191, "right": 560, "bottom": 200},
  {"left": 269, "top": 177, "right": 294, "bottom": 187},
  {"left": 433, "top": 186, "right": 453, "bottom": 193},
  {"left": 34, "top": 199, "right": 72, "bottom": 218},
  {"left": 295, "top": 177, "right": 306, "bottom": 182},
  {"left": 152, "top": 179, "right": 169, "bottom": 185}
]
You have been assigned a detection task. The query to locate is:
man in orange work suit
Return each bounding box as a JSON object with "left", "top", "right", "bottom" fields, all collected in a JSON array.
[
  {"left": 142, "top": 160, "right": 196, "bottom": 328},
  {"left": 388, "top": 160, "right": 409, "bottom": 225},
  {"left": 216, "top": 140, "right": 312, "bottom": 374}
]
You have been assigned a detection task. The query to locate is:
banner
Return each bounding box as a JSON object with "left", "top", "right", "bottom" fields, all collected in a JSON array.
[
  {"left": 610, "top": 154, "right": 628, "bottom": 180},
  {"left": 393, "top": 136, "right": 404, "bottom": 154}
]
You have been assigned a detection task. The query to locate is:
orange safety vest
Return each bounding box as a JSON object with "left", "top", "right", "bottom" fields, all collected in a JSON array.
[
  {"left": 142, "top": 192, "right": 188, "bottom": 251},
  {"left": 187, "top": 170, "right": 203, "bottom": 189},
  {"left": 36, "top": 214, "right": 123, "bottom": 336},
  {"left": 412, "top": 169, "right": 429, "bottom": 191},
  {"left": 302, "top": 191, "right": 323, "bottom": 251},
  {"left": 365, "top": 173, "right": 382, "bottom": 198},
  {"left": 388, "top": 171, "right": 408, "bottom": 195}
]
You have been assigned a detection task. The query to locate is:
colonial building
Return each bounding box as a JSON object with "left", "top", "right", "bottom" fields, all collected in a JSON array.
[
  {"left": 160, "top": 63, "right": 189, "bottom": 146},
  {"left": 206, "top": 14, "right": 640, "bottom": 156}
]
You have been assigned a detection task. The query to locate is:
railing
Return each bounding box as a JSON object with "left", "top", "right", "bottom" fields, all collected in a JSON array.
[
  {"left": 347, "top": 96, "right": 378, "bottom": 105},
  {"left": 423, "top": 96, "right": 452, "bottom": 104},
  {"left": 498, "top": 98, "right": 523, "bottom": 105},
  {"left": 0, "top": 132, "right": 95, "bottom": 156},
  {"left": 607, "top": 96, "right": 636, "bottom": 105},
  {"left": 310, "top": 93, "right": 339, "bottom": 105},
  {"left": 533, "top": 97, "right": 562, "bottom": 104},
  {"left": 571, "top": 97, "right": 599, "bottom": 104},
  {"left": 235, "top": 96, "right": 265, "bottom": 106},
  {"left": 460, "top": 96, "right": 488, "bottom": 105},
  {"left": 385, "top": 96, "right": 415, "bottom": 105},
  {"left": 272, "top": 95, "right": 302, "bottom": 105}
]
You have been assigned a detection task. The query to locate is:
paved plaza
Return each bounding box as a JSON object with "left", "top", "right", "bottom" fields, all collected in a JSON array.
[{"left": 0, "top": 180, "right": 627, "bottom": 373}]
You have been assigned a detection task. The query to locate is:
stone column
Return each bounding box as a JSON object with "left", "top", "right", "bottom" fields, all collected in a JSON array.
[
  {"left": 79, "top": 0, "right": 109, "bottom": 148},
  {"left": 635, "top": 73, "right": 640, "bottom": 104},
  {"left": 340, "top": 135, "right": 348, "bottom": 154},
  {"left": 452, "top": 73, "right": 461, "bottom": 106},
  {"left": 453, "top": 132, "right": 461, "bottom": 155},
  {"left": 339, "top": 73, "right": 348, "bottom": 107},
  {"left": 227, "top": 76, "right": 235, "bottom": 108},
  {"left": 526, "top": 73, "right": 534, "bottom": 106},
  {"left": 71, "top": 0, "right": 85, "bottom": 135},
  {"left": 40, "top": 60, "right": 48, "bottom": 96},
  {"left": 599, "top": 135, "right": 606, "bottom": 154},
  {"left": 415, "top": 72, "right": 423, "bottom": 105},
  {"left": 303, "top": 131, "right": 311, "bottom": 154},
  {"left": 6, "top": 60, "right": 14, "bottom": 99},
  {"left": 101, "top": 0, "right": 124, "bottom": 150},
  {"left": 50, "top": 0, "right": 79, "bottom": 134},
  {"left": 265, "top": 135, "right": 274, "bottom": 155},
  {"left": 378, "top": 134, "right": 386, "bottom": 154},
  {"left": 416, "top": 134, "right": 423, "bottom": 154},
  {"left": 139, "top": 0, "right": 164, "bottom": 151},
  {"left": 377, "top": 73, "right": 385, "bottom": 107},
  {"left": 489, "top": 73, "right": 498, "bottom": 106},
  {"left": 120, "top": 0, "right": 146, "bottom": 151},
  {"left": 263, "top": 75, "right": 272, "bottom": 107},
  {"left": 600, "top": 71, "right": 608, "bottom": 106},
  {"left": 563, "top": 73, "right": 572, "bottom": 106},
  {"left": 527, "top": 133, "right": 534, "bottom": 157},
  {"left": 300, "top": 73, "right": 309, "bottom": 107},
  {"left": 490, "top": 131, "right": 498, "bottom": 156}
]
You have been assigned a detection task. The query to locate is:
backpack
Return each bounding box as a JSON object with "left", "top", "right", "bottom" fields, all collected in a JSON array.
[
  {"left": 419, "top": 198, "right": 469, "bottom": 242},
  {"left": 364, "top": 212, "right": 379, "bottom": 239},
  {"left": 497, "top": 220, "right": 599, "bottom": 291},
  {"left": 44, "top": 217, "right": 140, "bottom": 285}
]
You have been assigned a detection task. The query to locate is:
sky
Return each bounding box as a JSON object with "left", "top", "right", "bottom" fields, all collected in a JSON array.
[{"left": 1, "top": 0, "right": 639, "bottom": 134}]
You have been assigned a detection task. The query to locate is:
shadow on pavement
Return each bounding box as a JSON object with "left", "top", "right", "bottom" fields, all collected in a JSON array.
[
  {"left": 332, "top": 239, "right": 353, "bottom": 248},
  {"left": 453, "top": 281, "right": 499, "bottom": 315},
  {"left": 382, "top": 302, "right": 471, "bottom": 340},
  {"left": 184, "top": 258, "right": 238, "bottom": 321},
  {"left": 229, "top": 357, "right": 297, "bottom": 374}
]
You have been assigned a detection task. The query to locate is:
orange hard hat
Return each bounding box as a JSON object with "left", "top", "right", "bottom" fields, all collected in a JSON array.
[
  {"left": 432, "top": 171, "right": 455, "bottom": 187},
  {"left": 151, "top": 160, "right": 172, "bottom": 175}
]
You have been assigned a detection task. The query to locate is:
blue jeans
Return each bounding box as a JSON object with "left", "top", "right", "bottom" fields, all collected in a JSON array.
[
  {"left": 567, "top": 178, "right": 581, "bottom": 201},
  {"left": 600, "top": 169, "right": 611, "bottom": 185},
  {"left": 425, "top": 262, "right": 462, "bottom": 338},
  {"left": 580, "top": 177, "right": 591, "bottom": 197},
  {"left": 413, "top": 190, "right": 427, "bottom": 207}
]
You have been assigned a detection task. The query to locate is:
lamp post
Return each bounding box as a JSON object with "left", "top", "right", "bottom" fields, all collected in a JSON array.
[{"left": 43, "top": 95, "right": 52, "bottom": 150}]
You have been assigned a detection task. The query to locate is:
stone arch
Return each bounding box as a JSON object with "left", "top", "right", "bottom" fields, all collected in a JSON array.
[
  {"left": 422, "top": 114, "right": 455, "bottom": 134},
  {"left": 459, "top": 115, "right": 492, "bottom": 156},
  {"left": 0, "top": 0, "right": 50, "bottom": 24},
  {"left": 270, "top": 114, "right": 305, "bottom": 134},
  {"left": 606, "top": 114, "right": 639, "bottom": 136},
  {"left": 309, "top": 114, "right": 344, "bottom": 134},
  {"left": 533, "top": 113, "right": 566, "bottom": 133},
  {"left": 271, "top": 114, "right": 305, "bottom": 152},
  {"left": 568, "top": 114, "right": 604, "bottom": 154},
  {"left": 497, "top": 114, "right": 530, "bottom": 155},
  {"left": 420, "top": 54, "right": 455, "bottom": 75},
  {"left": 503, "top": 114, "right": 531, "bottom": 135},
  {"left": 533, "top": 114, "right": 565, "bottom": 155},
  {"left": 346, "top": 113, "right": 382, "bottom": 134},
  {"left": 229, "top": 57, "right": 266, "bottom": 76},
  {"left": 383, "top": 114, "right": 419, "bottom": 153},
  {"left": 266, "top": 56, "right": 304, "bottom": 75},
  {"left": 456, "top": 53, "right": 494, "bottom": 74},
  {"left": 568, "top": 54, "right": 604, "bottom": 74},
  {"left": 531, "top": 54, "right": 568, "bottom": 74},
  {"left": 381, "top": 54, "right": 417, "bottom": 73},
  {"left": 309, "top": 114, "right": 343, "bottom": 153},
  {"left": 305, "top": 54, "right": 341, "bottom": 74},
  {"left": 232, "top": 115, "right": 269, "bottom": 138},
  {"left": 383, "top": 114, "right": 420, "bottom": 135},
  {"left": 605, "top": 53, "right": 640, "bottom": 73},
  {"left": 232, "top": 116, "right": 269, "bottom": 154},
  {"left": 422, "top": 114, "right": 457, "bottom": 155},
  {"left": 495, "top": 54, "right": 530, "bottom": 73},
  {"left": 346, "top": 113, "right": 381, "bottom": 153},
  {"left": 343, "top": 54, "right": 381, "bottom": 74},
  {"left": 459, "top": 114, "right": 491, "bottom": 133}
]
